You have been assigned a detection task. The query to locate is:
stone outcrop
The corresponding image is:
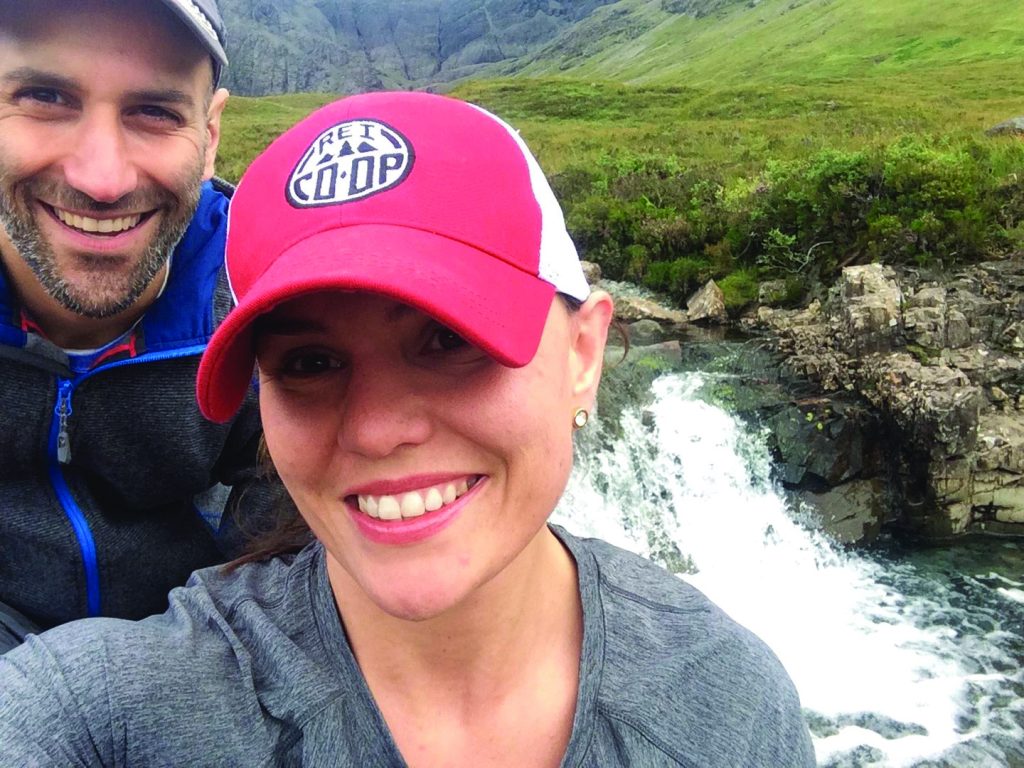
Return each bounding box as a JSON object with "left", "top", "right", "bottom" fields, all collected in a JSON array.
[
  {"left": 749, "top": 260, "right": 1024, "bottom": 541},
  {"left": 686, "top": 280, "right": 728, "bottom": 324}
]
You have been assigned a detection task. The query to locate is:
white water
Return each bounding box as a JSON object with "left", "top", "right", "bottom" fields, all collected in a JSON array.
[{"left": 554, "top": 372, "right": 1024, "bottom": 767}]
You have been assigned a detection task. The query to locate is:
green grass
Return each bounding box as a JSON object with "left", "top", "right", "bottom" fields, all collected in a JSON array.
[
  {"left": 217, "top": 92, "right": 337, "bottom": 183},
  {"left": 450, "top": 61, "right": 1024, "bottom": 181},
  {"left": 518, "top": 0, "right": 1024, "bottom": 88}
]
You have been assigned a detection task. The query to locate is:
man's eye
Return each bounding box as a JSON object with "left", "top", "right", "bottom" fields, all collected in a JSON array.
[
  {"left": 16, "top": 88, "right": 67, "bottom": 106},
  {"left": 132, "top": 105, "right": 181, "bottom": 124}
]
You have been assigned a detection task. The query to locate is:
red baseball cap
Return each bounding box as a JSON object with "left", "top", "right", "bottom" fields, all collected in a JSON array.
[{"left": 197, "top": 91, "right": 590, "bottom": 423}]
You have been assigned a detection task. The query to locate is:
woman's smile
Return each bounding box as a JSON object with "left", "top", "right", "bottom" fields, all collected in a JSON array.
[{"left": 346, "top": 475, "right": 487, "bottom": 546}]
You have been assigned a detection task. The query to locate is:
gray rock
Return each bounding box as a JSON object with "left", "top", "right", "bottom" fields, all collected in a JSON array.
[
  {"left": 946, "top": 309, "right": 972, "bottom": 349},
  {"left": 758, "top": 279, "right": 789, "bottom": 307},
  {"left": 986, "top": 117, "right": 1024, "bottom": 136},
  {"left": 831, "top": 264, "right": 903, "bottom": 354},
  {"left": 906, "top": 285, "right": 946, "bottom": 309},
  {"left": 631, "top": 340, "right": 683, "bottom": 367},
  {"left": 795, "top": 478, "right": 889, "bottom": 544},
  {"left": 627, "top": 319, "right": 668, "bottom": 346},
  {"left": 714, "top": 258, "right": 1024, "bottom": 540},
  {"left": 581, "top": 260, "right": 602, "bottom": 285},
  {"left": 614, "top": 295, "right": 687, "bottom": 325},
  {"left": 686, "top": 280, "right": 727, "bottom": 324}
]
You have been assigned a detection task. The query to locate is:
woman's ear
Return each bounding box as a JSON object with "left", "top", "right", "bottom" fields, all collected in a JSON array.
[{"left": 569, "top": 290, "right": 614, "bottom": 405}]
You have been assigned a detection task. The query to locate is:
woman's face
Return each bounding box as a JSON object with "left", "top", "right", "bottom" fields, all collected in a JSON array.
[{"left": 255, "top": 290, "right": 610, "bottom": 621}]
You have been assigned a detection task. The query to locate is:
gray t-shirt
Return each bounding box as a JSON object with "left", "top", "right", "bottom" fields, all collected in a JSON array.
[{"left": 0, "top": 526, "right": 815, "bottom": 767}]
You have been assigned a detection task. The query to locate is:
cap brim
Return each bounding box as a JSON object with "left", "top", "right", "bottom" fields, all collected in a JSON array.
[
  {"left": 158, "top": 0, "right": 228, "bottom": 68},
  {"left": 197, "top": 224, "right": 556, "bottom": 422}
]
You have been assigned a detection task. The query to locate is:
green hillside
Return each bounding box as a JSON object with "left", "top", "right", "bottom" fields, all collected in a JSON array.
[
  {"left": 216, "top": 0, "right": 1024, "bottom": 312},
  {"left": 517, "top": 0, "right": 1024, "bottom": 86}
]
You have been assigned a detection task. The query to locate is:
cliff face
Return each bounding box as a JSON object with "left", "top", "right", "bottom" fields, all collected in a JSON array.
[
  {"left": 752, "top": 262, "right": 1024, "bottom": 543},
  {"left": 217, "top": 0, "right": 733, "bottom": 95},
  {"left": 218, "top": 0, "right": 607, "bottom": 94}
]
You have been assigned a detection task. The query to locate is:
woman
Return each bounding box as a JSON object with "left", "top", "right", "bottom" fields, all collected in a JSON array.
[{"left": 0, "top": 92, "right": 815, "bottom": 766}]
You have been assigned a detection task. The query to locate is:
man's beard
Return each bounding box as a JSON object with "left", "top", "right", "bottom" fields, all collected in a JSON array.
[{"left": 0, "top": 170, "right": 203, "bottom": 320}]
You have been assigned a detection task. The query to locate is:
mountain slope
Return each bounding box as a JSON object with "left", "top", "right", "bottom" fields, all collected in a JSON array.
[
  {"left": 218, "top": 0, "right": 628, "bottom": 95},
  {"left": 514, "top": 0, "right": 1024, "bottom": 86},
  {"left": 218, "top": 0, "right": 1024, "bottom": 95}
]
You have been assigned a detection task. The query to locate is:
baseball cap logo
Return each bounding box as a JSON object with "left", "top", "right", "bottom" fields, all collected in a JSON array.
[{"left": 287, "top": 119, "right": 414, "bottom": 208}]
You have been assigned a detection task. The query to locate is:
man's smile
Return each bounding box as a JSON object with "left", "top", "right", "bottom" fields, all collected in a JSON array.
[{"left": 45, "top": 203, "right": 153, "bottom": 237}]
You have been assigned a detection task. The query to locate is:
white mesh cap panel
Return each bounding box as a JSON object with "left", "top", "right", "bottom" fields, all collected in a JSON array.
[{"left": 469, "top": 104, "right": 591, "bottom": 301}]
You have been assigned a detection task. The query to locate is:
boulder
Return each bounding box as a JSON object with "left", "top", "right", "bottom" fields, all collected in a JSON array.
[
  {"left": 631, "top": 340, "right": 683, "bottom": 367},
  {"left": 686, "top": 280, "right": 727, "bottom": 324},
  {"left": 986, "top": 117, "right": 1024, "bottom": 136},
  {"left": 614, "top": 295, "right": 687, "bottom": 325}
]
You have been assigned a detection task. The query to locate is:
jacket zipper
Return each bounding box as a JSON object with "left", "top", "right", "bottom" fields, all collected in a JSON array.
[
  {"left": 45, "top": 344, "right": 218, "bottom": 619},
  {"left": 49, "top": 378, "right": 100, "bottom": 616}
]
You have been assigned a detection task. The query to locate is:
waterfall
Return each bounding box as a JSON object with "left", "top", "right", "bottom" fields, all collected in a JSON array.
[{"left": 554, "top": 371, "right": 1024, "bottom": 767}]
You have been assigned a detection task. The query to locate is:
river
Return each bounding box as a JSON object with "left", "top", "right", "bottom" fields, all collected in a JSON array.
[{"left": 555, "top": 369, "right": 1024, "bottom": 767}]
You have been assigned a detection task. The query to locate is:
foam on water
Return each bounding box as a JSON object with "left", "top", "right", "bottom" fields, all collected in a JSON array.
[{"left": 554, "top": 372, "right": 1024, "bottom": 767}]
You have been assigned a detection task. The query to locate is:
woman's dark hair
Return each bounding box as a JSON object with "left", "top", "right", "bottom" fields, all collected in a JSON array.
[{"left": 225, "top": 290, "right": 627, "bottom": 571}]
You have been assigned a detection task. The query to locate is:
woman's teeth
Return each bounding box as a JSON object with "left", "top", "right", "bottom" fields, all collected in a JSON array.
[
  {"left": 54, "top": 207, "right": 142, "bottom": 234},
  {"left": 358, "top": 477, "right": 476, "bottom": 520}
]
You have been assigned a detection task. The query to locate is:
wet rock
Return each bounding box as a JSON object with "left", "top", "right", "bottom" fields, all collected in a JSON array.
[
  {"left": 686, "top": 279, "right": 727, "bottom": 324},
  {"left": 630, "top": 340, "right": 683, "bottom": 367},
  {"left": 750, "top": 259, "right": 1024, "bottom": 541},
  {"left": 796, "top": 478, "right": 889, "bottom": 544},
  {"left": 627, "top": 319, "right": 668, "bottom": 346}
]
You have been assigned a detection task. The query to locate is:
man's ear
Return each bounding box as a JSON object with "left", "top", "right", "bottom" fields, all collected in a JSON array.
[
  {"left": 202, "top": 87, "right": 230, "bottom": 180},
  {"left": 569, "top": 290, "right": 614, "bottom": 407}
]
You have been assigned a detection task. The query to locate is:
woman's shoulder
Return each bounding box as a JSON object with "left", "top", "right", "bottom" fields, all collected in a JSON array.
[
  {"left": 555, "top": 527, "right": 814, "bottom": 766},
  {"left": 0, "top": 545, "right": 329, "bottom": 763},
  {"left": 555, "top": 526, "right": 736, "bottom": 627}
]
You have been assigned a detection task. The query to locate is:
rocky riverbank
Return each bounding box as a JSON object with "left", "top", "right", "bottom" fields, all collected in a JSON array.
[{"left": 592, "top": 257, "right": 1024, "bottom": 544}]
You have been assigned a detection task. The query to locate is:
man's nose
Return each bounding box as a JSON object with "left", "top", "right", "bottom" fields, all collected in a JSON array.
[{"left": 61, "top": 111, "right": 139, "bottom": 204}]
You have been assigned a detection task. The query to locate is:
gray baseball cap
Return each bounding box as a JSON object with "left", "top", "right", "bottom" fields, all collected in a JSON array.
[{"left": 156, "top": 0, "right": 228, "bottom": 84}]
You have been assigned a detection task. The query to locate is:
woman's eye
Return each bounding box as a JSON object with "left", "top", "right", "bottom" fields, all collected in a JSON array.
[
  {"left": 426, "top": 325, "right": 468, "bottom": 353},
  {"left": 279, "top": 351, "right": 343, "bottom": 377}
]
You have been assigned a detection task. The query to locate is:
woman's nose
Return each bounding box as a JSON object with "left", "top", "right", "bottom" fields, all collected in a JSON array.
[{"left": 334, "top": 364, "right": 433, "bottom": 459}]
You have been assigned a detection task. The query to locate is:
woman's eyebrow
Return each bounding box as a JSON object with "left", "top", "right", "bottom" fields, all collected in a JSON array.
[{"left": 254, "top": 316, "right": 329, "bottom": 336}]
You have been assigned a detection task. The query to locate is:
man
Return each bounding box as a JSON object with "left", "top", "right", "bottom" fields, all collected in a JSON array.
[{"left": 0, "top": 0, "right": 276, "bottom": 652}]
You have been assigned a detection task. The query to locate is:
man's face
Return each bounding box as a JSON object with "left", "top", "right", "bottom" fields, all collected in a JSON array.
[{"left": 0, "top": 0, "right": 226, "bottom": 320}]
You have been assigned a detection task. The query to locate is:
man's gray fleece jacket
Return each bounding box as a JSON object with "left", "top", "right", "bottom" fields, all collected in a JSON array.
[{"left": 0, "top": 180, "right": 276, "bottom": 637}]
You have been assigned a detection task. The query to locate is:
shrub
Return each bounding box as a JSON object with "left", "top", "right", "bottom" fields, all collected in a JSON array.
[{"left": 719, "top": 269, "right": 760, "bottom": 313}]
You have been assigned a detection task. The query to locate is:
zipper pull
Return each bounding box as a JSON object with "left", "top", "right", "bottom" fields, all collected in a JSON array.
[{"left": 56, "top": 380, "right": 73, "bottom": 465}]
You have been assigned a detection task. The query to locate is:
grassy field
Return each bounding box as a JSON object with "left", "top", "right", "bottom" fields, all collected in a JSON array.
[
  {"left": 214, "top": 0, "right": 1024, "bottom": 309},
  {"left": 219, "top": 56, "right": 1024, "bottom": 185},
  {"left": 217, "top": 93, "right": 337, "bottom": 183}
]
